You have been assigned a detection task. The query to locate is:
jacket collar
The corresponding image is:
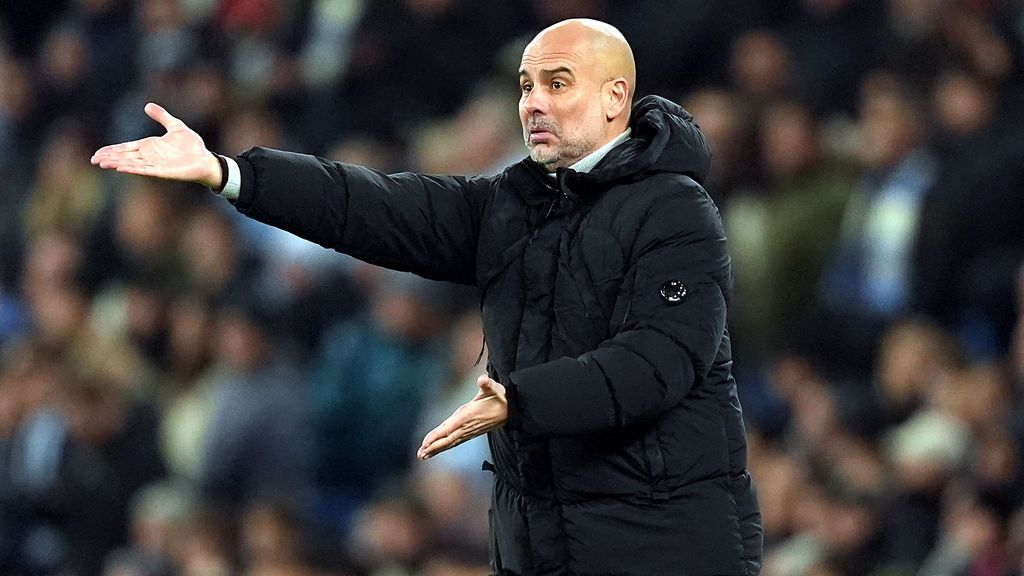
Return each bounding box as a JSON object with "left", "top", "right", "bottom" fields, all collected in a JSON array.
[{"left": 510, "top": 95, "right": 711, "bottom": 205}]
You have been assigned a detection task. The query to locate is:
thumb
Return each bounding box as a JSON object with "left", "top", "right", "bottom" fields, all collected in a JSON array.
[
  {"left": 478, "top": 375, "right": 505, "bottom": 397},
  {"left": 144, "top": 102, "right": 185, "bottom": 132}
]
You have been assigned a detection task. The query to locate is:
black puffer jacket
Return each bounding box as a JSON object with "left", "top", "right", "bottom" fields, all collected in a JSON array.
[{"left": 231, "top": 95, "right": 763, "bottom": 576}]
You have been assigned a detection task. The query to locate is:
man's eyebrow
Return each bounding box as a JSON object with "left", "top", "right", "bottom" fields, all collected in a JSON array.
[
  {"left": 519, "top": 66, "right": 576, "bottom": 78},
  {"left": 543, "top": 66, "right": 576, "bottom": 78}
]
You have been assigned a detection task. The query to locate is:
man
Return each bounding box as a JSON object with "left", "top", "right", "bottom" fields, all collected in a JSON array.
[{"left": 93, "top": 18, "right": 763, "bottom": 576}]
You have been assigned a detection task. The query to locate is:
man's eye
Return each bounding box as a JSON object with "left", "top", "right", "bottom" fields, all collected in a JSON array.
[
  {"left": 552, "top": 81, "right": 565, "bottom": 89},
  {"left": 521, "top": 84, "right": 533, "bottom": 94}
]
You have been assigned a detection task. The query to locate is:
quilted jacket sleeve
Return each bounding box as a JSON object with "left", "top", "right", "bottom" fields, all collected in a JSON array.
[
  {"left": 505, "top": 177, "right": 731, "bottom": 437},
  {"left": 231, "top": 147, "right": 489, "bottom": 285}
]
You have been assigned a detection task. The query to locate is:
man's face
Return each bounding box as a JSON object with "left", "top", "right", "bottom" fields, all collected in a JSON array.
[{"left": 518, "top": 36, "right": 609, "bottom": 171}]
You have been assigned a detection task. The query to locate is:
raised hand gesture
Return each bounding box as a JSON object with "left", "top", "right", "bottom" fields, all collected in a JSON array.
[
  {"left": 418, "top": 374, "right": 508, "bottom": 460},
  {"left": 91, "top": 103, "right": 222, "bottom": 188}
]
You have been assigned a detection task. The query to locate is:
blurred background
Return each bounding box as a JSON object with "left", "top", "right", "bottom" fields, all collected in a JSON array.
[{"left": 1, "top": 0, "right": 1024, "bottom": 575}]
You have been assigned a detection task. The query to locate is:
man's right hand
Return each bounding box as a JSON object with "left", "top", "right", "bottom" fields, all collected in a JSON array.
[{"left": 91, "top": 103, "right": 223, "bottom": 189}]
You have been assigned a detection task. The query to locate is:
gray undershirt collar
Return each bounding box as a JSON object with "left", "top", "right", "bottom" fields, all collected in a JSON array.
[{"left": 553, "top": 128, "right": 631, "bottom": 176}]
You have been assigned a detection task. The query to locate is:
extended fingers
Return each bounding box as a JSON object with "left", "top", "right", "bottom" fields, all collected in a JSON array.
[
  {"left": 419, "top": 412, "right": 500, "bottom": 460},
  {"left": 421, "top": 421, "right": 450, "bottom": 449},
  {"left": 419, "top": 380, "right": 508, "bottom": 461},
  {"left": 418, "top": 428, "right": 452, "bottom": 460},
  {"left": 105, "top": 158, "right": 173, "bottom": 179},
  {"left": 115, "top": 162, "right": 157, "bottom": 175},
  {"left": 91, "top": 142, "right": 142, "bottom": 164},
  {"left": 93, "top": 151, "right": 148, "bottom": 171}
]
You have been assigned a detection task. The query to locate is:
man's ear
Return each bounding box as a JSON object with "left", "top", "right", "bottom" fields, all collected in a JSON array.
[{"left": 605, "top": 78, "right": 630, "bottom": 121}]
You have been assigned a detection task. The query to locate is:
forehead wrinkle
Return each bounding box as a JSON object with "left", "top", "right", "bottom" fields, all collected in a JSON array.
[{"left": 519, "top": 53, "right": 583, "bottom": 80}]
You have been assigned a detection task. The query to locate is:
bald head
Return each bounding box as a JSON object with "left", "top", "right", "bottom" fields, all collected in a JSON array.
[
  {"left": 518, "top": 19, "right": 636, "bottom": 170},
  {"left": 524, "top": 19, "right": 636, "bottom": 102}
]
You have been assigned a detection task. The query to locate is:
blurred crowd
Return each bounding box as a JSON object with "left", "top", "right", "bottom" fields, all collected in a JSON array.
[{"left": 1, "top": 0, "right": 1024, "bottom": 575}]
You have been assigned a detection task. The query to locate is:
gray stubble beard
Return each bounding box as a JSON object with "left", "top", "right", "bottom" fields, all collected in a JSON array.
[{"left": 526, "top": 131, "right": 601, "bottom": 171}]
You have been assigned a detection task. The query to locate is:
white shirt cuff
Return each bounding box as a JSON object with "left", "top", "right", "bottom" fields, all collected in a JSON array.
[{"left": 215, "top": 156, "right": 241, "bottom": 201}]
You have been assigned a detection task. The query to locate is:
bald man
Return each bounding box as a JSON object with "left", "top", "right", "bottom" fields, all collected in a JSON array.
[{"left": 94, "top": 18, "right": 763, "bottom": 576}]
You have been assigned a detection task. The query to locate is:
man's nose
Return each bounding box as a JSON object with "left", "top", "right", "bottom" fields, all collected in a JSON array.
[{"left": 523, "top": 89, "right": 547, "bottom": 115}]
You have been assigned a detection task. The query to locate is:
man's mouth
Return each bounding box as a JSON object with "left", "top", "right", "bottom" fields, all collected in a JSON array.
[{"left": 528, "top": 126, "right": 557, "bottom": 144}]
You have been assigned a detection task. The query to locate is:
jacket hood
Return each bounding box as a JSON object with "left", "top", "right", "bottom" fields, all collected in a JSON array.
[
  {"left": 596, "top": 95, "right": 710, "bottom": 182},
  {"left": 558, "top": 95, "right": 711, "bottom": 193}
]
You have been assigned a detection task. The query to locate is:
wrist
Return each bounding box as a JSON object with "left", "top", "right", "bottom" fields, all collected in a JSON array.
[{"left": 203, "top": 151, "right": 225, "bottom": 189}]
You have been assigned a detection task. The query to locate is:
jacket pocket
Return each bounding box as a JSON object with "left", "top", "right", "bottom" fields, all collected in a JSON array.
[{"left": 642, "top": 426, "right": 668, "bottom": 500}]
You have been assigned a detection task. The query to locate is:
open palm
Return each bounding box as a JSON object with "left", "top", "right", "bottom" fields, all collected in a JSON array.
[
  {"left": 91, "top": 103, "right": 221, "bottom": 188},
  {"left": 417, "top": 374, "right": 508, "bottom": 460}
]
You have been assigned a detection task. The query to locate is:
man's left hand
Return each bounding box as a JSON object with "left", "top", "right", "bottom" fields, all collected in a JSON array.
[{"left": 418, "top": 374, "right": 508, "bottom": 460}]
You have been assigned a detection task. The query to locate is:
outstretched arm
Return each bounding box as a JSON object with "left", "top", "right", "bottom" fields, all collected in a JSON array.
[
  {"left": 91, "top": 103, "right": 223, "bottom": 188},
  {"left": 92, "top": 104, "right": 487, "bottom": 284}
]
